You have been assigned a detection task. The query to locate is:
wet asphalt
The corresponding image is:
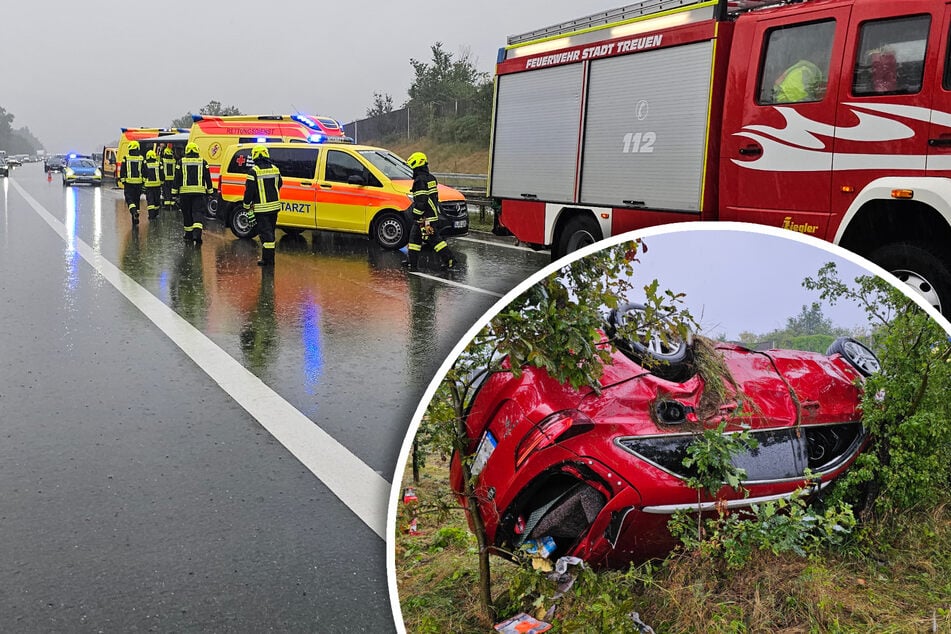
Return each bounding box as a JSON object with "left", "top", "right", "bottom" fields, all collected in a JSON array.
[{"left": 0, "top": 164, "right": 548, "bottom": 632}]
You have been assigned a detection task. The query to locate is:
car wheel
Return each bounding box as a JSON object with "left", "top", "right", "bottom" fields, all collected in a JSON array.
[
  {"left": 373, "top": 211, "right": 409, "bottom": 250},
  {"left": 553, "top": 214, "right": 602, "bottom": 262},
  {"left": 206, "top": 193, "right": 220, "bottom": 218},
  {"left": 228, "top": 204, "right": 258, "bottom": 239},
  {"left": 826, "top": 337, "right": 881, "bottom": 377},
  {"left": 607, "top": 302, "right": 690, "bottom": 375},
  {"left": 868, "top": 241, "right": 951, "bottom": 315}
]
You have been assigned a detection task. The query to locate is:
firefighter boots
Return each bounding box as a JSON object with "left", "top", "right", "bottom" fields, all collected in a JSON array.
[{"left": 257, "top": 248, "right": 274, "bottom": 267}]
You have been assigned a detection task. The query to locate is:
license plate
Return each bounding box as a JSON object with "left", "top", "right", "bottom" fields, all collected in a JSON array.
[
  {"left": 471, "top": 431, "right": 497, "bottom": 477},
  {"left": 454, "top": 220, "right": 467, "bottom": 228}
]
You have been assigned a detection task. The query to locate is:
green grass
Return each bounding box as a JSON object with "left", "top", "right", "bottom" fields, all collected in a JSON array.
[{"left": 395, "top": 460, "right": 951, "bottom": 633}]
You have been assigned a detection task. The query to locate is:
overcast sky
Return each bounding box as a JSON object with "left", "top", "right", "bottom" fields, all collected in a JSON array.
[
  {"left": 613, "top": 226, "right": 884, "bottom": 339},
  {"left": 2, "top": 1, "right": 621, "bottom": 152}
]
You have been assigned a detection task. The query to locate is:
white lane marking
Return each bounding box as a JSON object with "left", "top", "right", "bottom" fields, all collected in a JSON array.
[
  {"left": 456, "top": 235, "right": 541, "bottom": 252},
  {"left": 409, "top": 271, "right": 504, "bottom": 297},
  {"left": 12, "top": 180, "right": 389, "bottom": 539}
]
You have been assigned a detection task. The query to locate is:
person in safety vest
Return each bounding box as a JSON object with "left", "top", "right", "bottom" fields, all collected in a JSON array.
[
  {"left": 119, "top": 140, "right": 145, "bottom": 225},
  {"left": 242, "top": 145, "right": 283, "bottom": 267},
  {"left": 401, "top": 151, "right": 455, "bottom": 271},
  {"left": 773, "top": 58, "right": 824, "bottom": 103},
  {"left": 161, "top": 146, "right": 177, "bottom": 212},
  {"left": 173, "top": 142, "right": 212, "bottom": 244},
  {"left": 143, "top": 149, "right": 163, "bottom": 220}
]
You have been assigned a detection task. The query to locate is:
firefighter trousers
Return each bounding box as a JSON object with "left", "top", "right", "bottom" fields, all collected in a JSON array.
[
  {"left": 145, "top": 186, "right": 162, "bottom": 218},
  {"left": 256, "top": 211, "right": 277, "bottom": 265},
  {"left": 408, "top": 220, "right": 453, "bottom": 267},
  {"left": 180, "top": 194, "right": 206, "bottom": 242},
  {"left": 123, "top": 183, "right": 143, "bottom": 217},
  {"left": 162, "top": 181, "right": 176, "bottom": 210}
]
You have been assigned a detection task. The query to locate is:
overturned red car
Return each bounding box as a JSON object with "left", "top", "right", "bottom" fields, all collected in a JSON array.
[{"left": 450, "top": 303, "right": 879, "bottom": 569}]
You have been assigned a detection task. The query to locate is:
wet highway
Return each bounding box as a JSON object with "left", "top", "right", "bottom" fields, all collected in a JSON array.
[{"left": 0, "top": 164, "right": 548, "bottom": 632}]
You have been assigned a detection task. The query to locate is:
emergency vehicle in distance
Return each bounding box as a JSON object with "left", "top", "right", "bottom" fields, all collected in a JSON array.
[
  {"left": 490, "top": 0, "right": 951, "bottom": 314},
  {"left": 115, "top": 127, "right": 190, "bottom": 184}
]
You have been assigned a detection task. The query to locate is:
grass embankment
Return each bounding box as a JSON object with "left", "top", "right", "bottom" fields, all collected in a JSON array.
[
  {"left": 395, "top": 461, "right": 951, "bottom": 633},
  {"left": 385, "top": 138, "right": 489, "bottom": 177}
]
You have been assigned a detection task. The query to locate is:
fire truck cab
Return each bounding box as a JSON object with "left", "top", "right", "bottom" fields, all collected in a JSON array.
[{"left": 491, "top": 0, "right": 951, "bottom": 313}]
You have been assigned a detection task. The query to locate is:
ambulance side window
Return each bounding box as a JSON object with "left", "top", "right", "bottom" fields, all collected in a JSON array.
[
  {"left": 853, "top": 15, "right": 929, "bottom": 96},
  {"left": 268, "top": 147, "right": 320, "bottom": 179},
  {"left": 228, "top": 149, "right": 252, "bottom": 174},
  {"left": 325, "top": 150, "right": 381, "bottom": 187},
  {"left": 758, "top": 20, "right": 836, "bottom": 104}
]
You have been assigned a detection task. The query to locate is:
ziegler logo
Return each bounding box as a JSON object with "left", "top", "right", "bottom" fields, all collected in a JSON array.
[{"left": 782, "top": 216, "right": 818, "bottom": 234}]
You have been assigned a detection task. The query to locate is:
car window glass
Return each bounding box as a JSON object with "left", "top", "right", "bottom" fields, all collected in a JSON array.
[
  {"left": 228, "top": 149, "right": 253, "bottom": 174},
  {"left": 268, "top": 147, "right": 320, "bottom": 179},
  {"left": 325, "top": 150, "right": 379, "bottom": 186},
  {"left": 71, "top": 159, "right": 96, "bottom": 168},
  {"left": 358, "top": 150, "right": 413, "bottom": 180},
  {"left": 757, "top": 19, "right": 835, "bottom": 104},
  {"left": 850, "top": 15, "right": 929, "bottom": 95}
]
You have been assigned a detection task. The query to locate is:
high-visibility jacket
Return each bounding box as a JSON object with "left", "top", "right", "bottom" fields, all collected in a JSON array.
[
  {"left": 411, "top": 166, "right": 439, "bottom": 222},
  {"left": 143, "top": 158, "right": 162, "bottom": 187},
  {"left": 161, "top": 154, "right": 176, "bottom": 182},
  {"left": 120, "top": 153, "right": 144, "bottom": 184},
  {"left": 174, "top": 155, "right": 212, "bottom": 195},
  {"left": 242, "top": 158, "right": 283, "bottom": 213},
  {"left": 773, "top": 59, "right": 824, "bottom": 103}
]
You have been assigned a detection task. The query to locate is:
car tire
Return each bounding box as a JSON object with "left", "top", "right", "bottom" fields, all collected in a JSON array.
[
  {"left": 868, "top": 241, "right": 951, "bottom": 315},
  {"left": 826, "top": 337, "right": 881, "bottom": 377},
  {"left": 607, "top": 302, "right": 690, "bottom": 377},
  {"left": 206, "top": 193, "right": 220, "bottom": 218},
  {"left": 228, "top": 204, "right": 258, "bottom": 239},
  {"left": 373, "top": 211, "right": 409, "bottom": 250},
  {"left": 553, "top": 214, "right": 603, "bottom": 262}
]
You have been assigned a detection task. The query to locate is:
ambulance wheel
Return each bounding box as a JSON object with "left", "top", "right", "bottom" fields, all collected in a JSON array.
[
  {"left": 553, "top": 214, "right": 602, "bottom": 262},
  {"left": 206, "top": 194, "right": 220, "bottom": 218},
  {"left": 229, "top": 205, "right": 258, "bottom": 239},
  {"left": 868, "top": 241, "right": 951, "bottom": 315},
  {"left": 373, "top": 211, "right": 409, "bottom": 250}
]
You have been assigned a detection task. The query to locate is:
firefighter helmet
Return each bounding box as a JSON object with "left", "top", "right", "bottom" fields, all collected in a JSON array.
[
  {"left": 251, "top": 145, "right": 269, "bottom": 160},
  {"left": 146, "top": 150, "right": 157, "bottom": 159},
  {"left": 127, "top": 140, "right": 140, "bottom": 152},
  {"left": 407, "top": 152, "right": 428, "bottom": 169},
  {"left": 185, "top": 142, "right": 200, "bottom": 155}
]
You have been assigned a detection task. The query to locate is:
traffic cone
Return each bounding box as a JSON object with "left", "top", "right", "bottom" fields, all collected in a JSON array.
[{"left": 47, "top": 171, "right": 52, "bottom": 183}]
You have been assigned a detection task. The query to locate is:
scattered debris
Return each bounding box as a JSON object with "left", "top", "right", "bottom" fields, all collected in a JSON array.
[
  {"left": 494, "top": 612, "right": 552, "bottom": 633},
  {"left": 629, "top": 611, "right": 656, "bottom": 634},
  {"left": 402, "top": 487, "right": 418, "bottom": 504},
  {"left": 523, "top": 536, "right": 556, "bottom": 559}
]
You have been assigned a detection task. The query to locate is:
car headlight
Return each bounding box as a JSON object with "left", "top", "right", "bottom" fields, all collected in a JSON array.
[
  {"left": 95, "top": 169, "right": 102, "bottom": 177},
  {"left": 65, "top": 168, "right": 74, "bottom": 176}
]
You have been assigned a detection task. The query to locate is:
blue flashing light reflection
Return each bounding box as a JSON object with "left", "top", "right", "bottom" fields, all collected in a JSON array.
[
  {"left": 301, "top": 302, "right": 324, "bottom": 389},
  {"left": 308, "top": 134, "right": 325, "bottom": 143}
]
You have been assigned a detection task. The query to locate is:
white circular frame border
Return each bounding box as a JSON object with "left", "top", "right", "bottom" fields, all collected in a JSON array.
[{"left": 385, "top": 220, "right": 951, "bottom": 632}]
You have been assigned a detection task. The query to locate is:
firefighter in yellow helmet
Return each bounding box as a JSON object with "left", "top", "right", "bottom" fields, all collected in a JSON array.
[
  {"left": 173, "top": 142, "right": 212, "bottom": 244},
  {"left": 142, "top": 149, "right": 163, "bottom": 220},
  {"left": 160, "top": 146, "right": 177, "bottom": 212},
  {"left": 242, "top": 145, "right": 283, "bottom": 266},
  {"left": 119, "top": 140, "right": 144, "bottom": 225},
  {"left": 402, "top": 151, "right": 455, "bottom": 271}
]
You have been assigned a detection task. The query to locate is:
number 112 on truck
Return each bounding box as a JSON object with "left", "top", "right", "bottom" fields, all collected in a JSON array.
[{"left": 489, "top": 0, "right": 951, "bottom": 314}]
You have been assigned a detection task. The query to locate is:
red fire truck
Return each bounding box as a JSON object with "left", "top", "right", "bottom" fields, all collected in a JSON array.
[{"left": 490, "top": 0, "right": 951, "bottom": 312}]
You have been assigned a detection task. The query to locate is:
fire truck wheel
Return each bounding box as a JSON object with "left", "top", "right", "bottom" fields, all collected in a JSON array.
[
  {"left": 228, "top": 205, "right": 258, "bottom": 239},
  {"left": 373, "top": 211, "right": 409, "bottom": 250},
  {"left": 869, "top": 241, "right": 951, "bottom": 315},
  {"left": 553, "top": 214, "right": 602, "bottom": 261}
]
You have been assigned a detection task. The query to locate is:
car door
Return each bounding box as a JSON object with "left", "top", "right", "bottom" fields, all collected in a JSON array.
[
  {"left": 315, "top": 149, "right": 377, "bottom": 233},
  {"left": 720, "top": 6, "right": 851, "bottom": 238},
  {"left": 267, "top": 146, "right": 321, "bottom": 229}
]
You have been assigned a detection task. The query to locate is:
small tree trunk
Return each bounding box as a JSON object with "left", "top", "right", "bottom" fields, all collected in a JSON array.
[{"left": 412, "top": 438, "right": 421, "bottom": 485}]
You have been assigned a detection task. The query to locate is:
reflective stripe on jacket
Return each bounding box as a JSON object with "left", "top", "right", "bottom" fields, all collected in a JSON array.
[
  {"left": 143, "top": 159, "right": 162, "bottom": 187},
  {"left": 121, "top": 155, "right": 144, "bottom": 184}
]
